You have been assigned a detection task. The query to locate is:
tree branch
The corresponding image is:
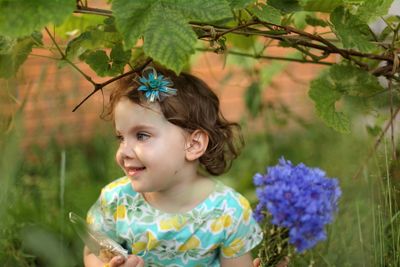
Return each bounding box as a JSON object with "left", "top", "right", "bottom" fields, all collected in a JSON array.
[{"left": 72, "top": 59, "right": 152, "bottom": 112}]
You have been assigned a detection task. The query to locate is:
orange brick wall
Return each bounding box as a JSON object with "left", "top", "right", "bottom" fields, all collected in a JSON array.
[{"left": 2, "top": 35, "right": 332, "bottom": 149}]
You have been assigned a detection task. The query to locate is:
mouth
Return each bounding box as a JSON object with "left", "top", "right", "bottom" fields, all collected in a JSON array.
[{"left": 125, "top": 166, "right": 146, "bottom": 177}]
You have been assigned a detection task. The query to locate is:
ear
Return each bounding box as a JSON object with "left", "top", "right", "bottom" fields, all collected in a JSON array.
[{"left": 185, "top": 129, "right": 209, "bottom": 161}]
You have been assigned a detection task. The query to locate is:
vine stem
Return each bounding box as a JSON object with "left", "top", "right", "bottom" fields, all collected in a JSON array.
[
  {"left": 72, "top": 59, "right": 152, "bottom": 112},
  {"left": 196, "top": 48, "right": 333, "bottom": 65},
  {"left": 44, "top": 27, "right": 96, "bottom": 86},
  {"left": 352, "top": 105, "right": 400, "bottom": 180}
]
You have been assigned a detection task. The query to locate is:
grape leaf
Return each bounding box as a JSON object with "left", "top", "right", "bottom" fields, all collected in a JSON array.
[
  {"left": 0, "top": 0, "right": 75, "bottom": 38},
  {"left": 268, "top": 0, "right": 302, "bottom": 13},
  {"left": 305, "top": 15, "right": 328, "bottom": 27},
  {"left": 66, "top": 26, "right": 122, "bottom": 60},
  {"left": 330, "top": 6, "right": 375, "bottom": 52},
  {"left": 143, "top": 8, "right": 197, "bottom": 74},
  {"left": 113, "top": 0, "right": 232, "bottom": 73},
  {"left": 356, "top": 0, "right": 394, "bottom": 22},
  {"left": 226, "top": 0, "right": 256, "bottom": 10},
  {"left": 55, "top": 14, "right": 105, "bottom": 40},
  {"left": 81, "top": 43, "right": 131, "bottom": 77},
  {"left": 0, "top": 33, "right": 42, "bottom": 78},
  {"left": 309, "top": 71, "right": 350, "bottom": 133},
  {"left": 299, "top": 0, "right": 344, "bottom": 12},
  {"left": 309, "top": 64, "right": 384, "bottom": 133},
  {"left": 249, "top": 3, "right": 282, "bottom": 24}
]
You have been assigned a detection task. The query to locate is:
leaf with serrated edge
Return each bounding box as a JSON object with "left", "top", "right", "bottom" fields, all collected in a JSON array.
[
  {"left": 0, "top": 0, "right": 75, "bottom": 38},
  {"left": 112, "top": 0, "right": 157, "bottom": 49},
  {"left": 299, "top": 0, "right": 343, "bottom": 12},
  {"left": 330, "top": 7, "right": 375, "bottom": 52},
  {"left": 143, "top": 7, "right": 197, "bottom": 74},
  {"left": 249, "top": 3, "right": 281, "bottom": 24},
  {"left": 309, "top": 70, "right": 350, "bottom": 133},
  {"left": 0, "top": 34, "right": 40, "bottom": 78},
  {"left": 165, "top": 0, "right": 232, "bottom": 21},
  {"left": 226, "top": 0, "right": 257, "bottom": 10},
  {"left": 357, "top": 0, "right": 394, "bottom": 22},
  {"left": 84, "top": 50, "right": 110, "bottom": 77}
]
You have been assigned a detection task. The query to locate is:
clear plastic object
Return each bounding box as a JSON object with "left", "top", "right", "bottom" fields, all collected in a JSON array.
[{"left": 69, "top": 212, "right": 128, "bottom": 261}]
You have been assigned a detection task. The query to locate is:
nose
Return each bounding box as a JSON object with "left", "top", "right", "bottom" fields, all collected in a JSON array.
[{"left": 119, "top": 141, "right": 136, "bottom": 159}]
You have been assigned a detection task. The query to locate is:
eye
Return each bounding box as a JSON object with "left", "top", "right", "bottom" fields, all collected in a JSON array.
[{"left": 136, "top": 132, "right": 150, "bottom": 141}]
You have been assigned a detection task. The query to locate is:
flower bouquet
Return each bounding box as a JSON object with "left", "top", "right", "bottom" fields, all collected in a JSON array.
[{"left": 253, "top": 158, "right": 342, "bottom": 266}]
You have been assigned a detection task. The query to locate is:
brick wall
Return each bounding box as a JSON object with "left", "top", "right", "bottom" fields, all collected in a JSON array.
[{"left": 3, "top": 36, "right": 333, "bottom": 149}]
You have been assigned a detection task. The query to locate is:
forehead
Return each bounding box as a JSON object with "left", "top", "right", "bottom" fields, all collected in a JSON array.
[{"left": 114, "top": 98, "right": 167, "bottom": 129}]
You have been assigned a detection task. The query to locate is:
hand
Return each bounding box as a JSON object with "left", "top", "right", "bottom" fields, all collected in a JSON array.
[
  {"left": 107, "top": 255, "right": 144, "bottom": 267},
  {"left": 253, "top": 257, "right": 289, "bottom": 267}
]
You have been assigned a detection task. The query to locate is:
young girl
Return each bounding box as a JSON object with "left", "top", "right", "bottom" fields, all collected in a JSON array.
[{"left": 84, "top": 67, "right": 263, "bottom": 267}]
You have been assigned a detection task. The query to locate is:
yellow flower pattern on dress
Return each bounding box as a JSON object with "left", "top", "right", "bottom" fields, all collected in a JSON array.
[
  {"left": 210, "top": 214, "right": 232, "bottom": 233},
  {"left": 222, "top": 238, "right": 245, "bottom": 257},
  {"left": 238, "top": 195, "right": 251, "bottom": 222},
  {"left": 114, "top": 205, "right": 126, "bottom": 220},
  {"left": 178, "top": 236, "right": 200, "bottom": 252},
  {"left": 159, "top": 215, "right": 187, "bottom": 231},
  {"left": 87, "top": 177, "right": 263, "bottom": 266}
]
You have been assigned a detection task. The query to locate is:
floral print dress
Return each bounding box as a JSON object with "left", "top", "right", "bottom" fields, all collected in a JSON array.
[{"left": 87, "top": 177, "right": 263, "bottom": 267}]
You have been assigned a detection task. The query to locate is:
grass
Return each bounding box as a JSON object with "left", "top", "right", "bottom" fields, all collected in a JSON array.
[{"left": 0, "top": 111, "right": 399, "bottom": 266}]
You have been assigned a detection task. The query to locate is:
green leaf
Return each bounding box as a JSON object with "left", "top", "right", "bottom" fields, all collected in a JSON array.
[
  {"left": 305, "top": 15, "right": 328, "bottom": 27},
  {"left": 167, "top": 0, "right": 232, "bottom": 21},
  {"left": 54, "top": 14, "right": 105, "bottom": 40},
  {"left": 226, "top": 0, "right": 256, "bottom": 10},
  {"left": 356, "top": 0, "right": 394, "bottom": 22},
  {"left": 245, "top": 82, "right": 263, "bottom": 117},
  {"left": 65, "top": 26, "right": 122, "bottom": 60},
  {"left": 268, "top": 0, "right": 302, "bottom": 13},
  {"left": 83, "top": 50, "right": 110, "bottom": 77},
  {"left": 81, "top": 43, "right": 131, "bottom": 77},
  {"left": 109, "top": 43, "right": 131, "bottom": 75},
  {"left": 309, "top": 71, "right": 351, "bottom": 133},
  {"left": 330, "top": 65, "right": 383, "bottom": 97},
  {"left": 309, "top": 64, "right": 384, "bottom": 133},
  {"left": 248, "top": 3, "right": 282, "bottom": 24},
  {"left": 226, "top": 34, "right": 256, "bottom": 51},
  {"left": 113, "top": 0, "right": 231, "bottom": 73},
  {"left": 330, "top": 6, "right": 375, "bottom": 52},
  {"left": 299, "top": 0, "right": 344, "bottom": 12},
  {"left": 112, "top": 0, "right": 157, "bottom": 48},
  {"left": 0, "top": 0, "right": 75, "bottom": 38},
  {"left": 0, "top": 33, "right": 42, "bottom": 78},
  {"left": 143, "top": 8, "right": 197, "bottom": 74}
]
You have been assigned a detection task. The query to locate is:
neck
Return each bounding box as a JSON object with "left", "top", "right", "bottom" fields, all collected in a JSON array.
[{"left": 142, "top": 175, "right": 215, "bottom": 213}]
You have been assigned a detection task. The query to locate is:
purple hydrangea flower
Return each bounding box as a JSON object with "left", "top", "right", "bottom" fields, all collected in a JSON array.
[{"left": 253, "top": 157, "right": 341, "bottom": 252}]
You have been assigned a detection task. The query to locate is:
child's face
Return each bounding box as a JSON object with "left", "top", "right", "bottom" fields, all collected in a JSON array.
[{"left": 114, "top": 98, "right": 191, "bottom": 193}]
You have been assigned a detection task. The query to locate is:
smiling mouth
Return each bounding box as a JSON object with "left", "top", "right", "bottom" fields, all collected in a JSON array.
[{"left": 126, "top": 167, "right": 146, "bottom": 176}]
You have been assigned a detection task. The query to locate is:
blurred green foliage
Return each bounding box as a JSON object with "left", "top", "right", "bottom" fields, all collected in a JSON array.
[{"left": 1, "top": 106, "right": 399, "bottom": 266}]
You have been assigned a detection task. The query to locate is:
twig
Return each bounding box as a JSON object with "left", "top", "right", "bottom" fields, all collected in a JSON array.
[
  {"left": 72, "top": 59, "right": 152, "bottom": 112},
  {"left": 196, "top": 48, "right": 334, "bottom": 66},
  {"left": 44, "top": 27, "right": 96, "bottom": 85}
]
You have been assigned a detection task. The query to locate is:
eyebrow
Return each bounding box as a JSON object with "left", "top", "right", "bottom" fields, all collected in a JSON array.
[{"left": 115, "top": 124, "right": 156, "bottom": 134}]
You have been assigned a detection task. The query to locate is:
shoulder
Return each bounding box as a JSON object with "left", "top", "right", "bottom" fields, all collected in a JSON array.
[
  {"left": 100, "top": 176, "right": 137, "bottom": 203},
  {"left": 212, "top": 181, "right": 252, "bottom": 222}
]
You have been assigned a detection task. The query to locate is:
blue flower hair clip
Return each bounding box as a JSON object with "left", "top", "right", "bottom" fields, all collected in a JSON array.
[{"left": 137, "top": 67, "right": 177, "bottom": 102}]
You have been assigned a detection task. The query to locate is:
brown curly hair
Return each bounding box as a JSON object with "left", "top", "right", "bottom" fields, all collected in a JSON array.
[{"left": 103, "top": 67, "right": 243, "bottom": 176}]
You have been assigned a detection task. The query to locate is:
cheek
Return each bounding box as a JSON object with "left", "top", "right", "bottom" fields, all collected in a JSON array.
[{"left": 115, "top": 149, "right": 123, "bottom": 166}]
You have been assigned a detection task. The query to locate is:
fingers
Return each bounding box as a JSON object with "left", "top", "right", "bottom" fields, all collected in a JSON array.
[
  {"left": 124, "top": 255, "right": 144, "bottom": 267},
  {"left": 253, "top": 257, "right": 261, "bottom": 267},
  {"left": 108, "top": 256, "right": 125, "bottom": 267}
]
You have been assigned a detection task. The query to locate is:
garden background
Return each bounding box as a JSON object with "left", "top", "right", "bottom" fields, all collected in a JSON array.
[{"left": 1, "top": 0, "right": 399, "bottom": 266}]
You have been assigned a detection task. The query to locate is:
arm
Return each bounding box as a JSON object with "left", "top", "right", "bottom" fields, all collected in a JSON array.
[{"left": 220, "top": 252, "right": 254, "bottom": 267}]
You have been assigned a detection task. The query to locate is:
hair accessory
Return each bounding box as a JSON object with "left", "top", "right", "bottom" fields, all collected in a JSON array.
[{"left": 137, "top": 67, "right": 177, "bottom": 102}]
